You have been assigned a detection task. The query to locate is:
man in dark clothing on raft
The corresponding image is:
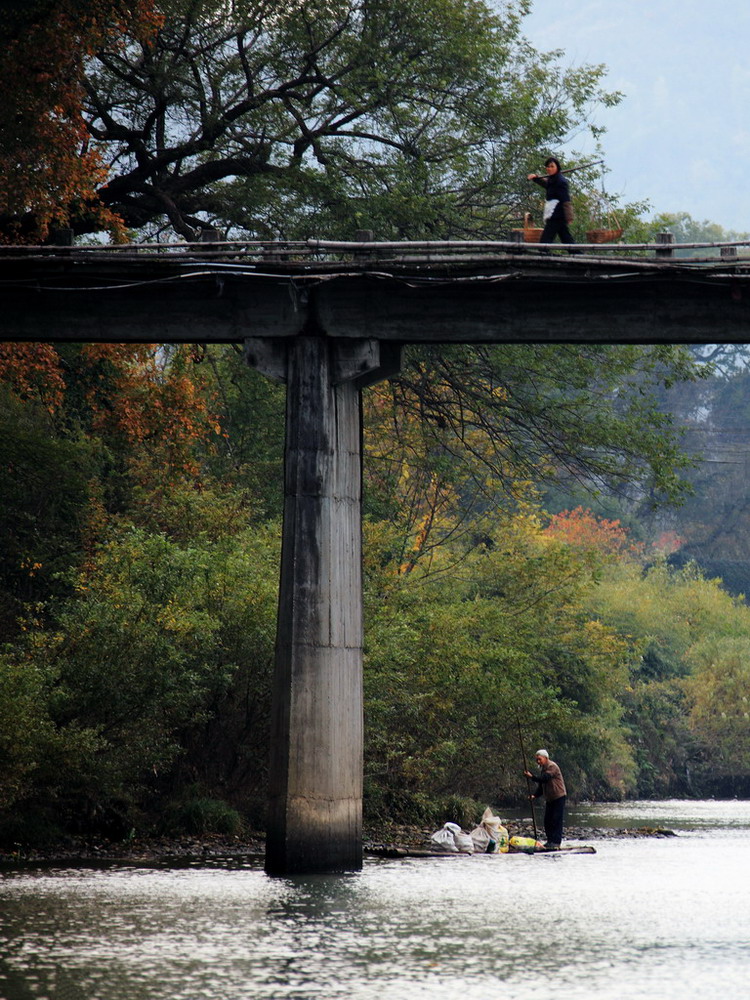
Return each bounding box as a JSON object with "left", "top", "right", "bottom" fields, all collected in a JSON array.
[
  {"left": 524, "top": 749, "right": 567, "bottom": 850},
  {"left": 527, "top": 157, "right": 575, "bottom": 247}
]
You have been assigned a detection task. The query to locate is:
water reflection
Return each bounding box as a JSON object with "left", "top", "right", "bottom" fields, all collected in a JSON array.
[
  {"left": 569, "top": 797, "right": 750, "bottom": 830},
  {"left": 2, "top": 802, "right": 750, "bottom": 999}
]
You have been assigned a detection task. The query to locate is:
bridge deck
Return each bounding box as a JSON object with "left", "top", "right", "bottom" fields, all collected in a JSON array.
[{"left": 2, "top": 240, "right": 750, "bottom": 344}]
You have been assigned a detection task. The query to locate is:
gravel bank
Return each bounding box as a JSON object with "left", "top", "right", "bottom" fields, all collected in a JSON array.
[{"left": 0, "top": 822, "right": 676, "bottom": 867}]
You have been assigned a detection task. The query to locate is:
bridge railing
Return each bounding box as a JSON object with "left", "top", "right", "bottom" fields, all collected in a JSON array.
[{"left": 2, "top": 233, "right": 750, "bottom": 265}]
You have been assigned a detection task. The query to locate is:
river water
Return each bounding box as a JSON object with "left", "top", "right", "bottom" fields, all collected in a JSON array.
[{"left": 1, "top": 800, "right": 749, "bottom": 1000}]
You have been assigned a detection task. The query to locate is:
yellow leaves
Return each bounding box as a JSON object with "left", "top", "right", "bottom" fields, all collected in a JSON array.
[
  {"left": 20, "top": 559, "right": 43, "bottom": 578},
  {"left": 490, "top": 383, "right": 508, "bottom": 402},
  {"left": 580, "top": 618, "right": 627, "bottom": 658},
  {"left": 362, "top": 374, "right": 541, "bottom": 581},
  {"left": 683, "top": 637, "right": 750, "bottom": 767},
  {"left": 396, "top": 472, "right": 454, "bottom": 576}
]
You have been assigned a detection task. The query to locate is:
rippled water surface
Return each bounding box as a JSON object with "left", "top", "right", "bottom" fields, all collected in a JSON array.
[{"left": 2, "top": 800, "right": 750, "bottom": 999}]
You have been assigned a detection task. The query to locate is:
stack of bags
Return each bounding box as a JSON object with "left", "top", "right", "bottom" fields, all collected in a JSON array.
[{"left": 429, "top": 807, "right": 510, "bottom": 854}]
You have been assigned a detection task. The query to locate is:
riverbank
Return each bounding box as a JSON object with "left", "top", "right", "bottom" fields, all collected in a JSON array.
[{"left": 0, "top": 820, "right": 676, "bottom": 866}]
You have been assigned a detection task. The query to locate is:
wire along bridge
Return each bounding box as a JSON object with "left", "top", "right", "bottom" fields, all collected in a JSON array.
[{"left": 3, "top": 234, "right": 750, "bottom": 873}]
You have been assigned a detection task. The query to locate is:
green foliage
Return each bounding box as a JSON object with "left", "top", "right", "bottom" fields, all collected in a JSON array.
[
  {"left": 163, "top": 793, "right": 244, "bottom": 836},
  {"left": 363, "top": 512, "right": 636, "bottom": 813},
  {"left": 0, "top": 652, "right": 102, "bottom": 815},
  {"left": 583, "top": 553, "right": 750, "bottom": 795},
  {"left": 0, "top": 387, "right": 98, "bottom": 637},
  {"left": 380, "top": 342, "right": 705, "bottom": 533},
  {"left": 641, "top": 364, "right": 750, "bottom": 605},
  {"left": 438, "top": 794, "right": 485, "bottom": 830},
  {"left": 647, "top": 212, "right": 750, "bottom": 256},
  {"left": 4, "top": 0, "right": 748, "bottom": 846},
  {"left": 589, "top": 558, "right": 750, "bottom": 674},
  {"left": 363, "top": 506, "right": 750, "bottom": 811},
  {"left": 196, "top": 347, "right": 286, "bottom": 521},
  {"left": 685, "top": 637, "right": 750, "bottom": 783},
  {"left": 0, "top": 517, "right": 279, "bottom": 836}
]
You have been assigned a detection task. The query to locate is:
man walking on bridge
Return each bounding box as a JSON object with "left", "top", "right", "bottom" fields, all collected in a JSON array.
[{"left": 528, "top": 158, "right": 576, "bottom": 247}]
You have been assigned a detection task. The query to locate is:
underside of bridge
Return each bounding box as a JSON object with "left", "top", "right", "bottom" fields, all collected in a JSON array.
[
  {"left": 4, "top": 242, "right": 750, "bottom": 345},
  {"left": 3, "top": 241, "right": 750, "bottom": 872}
]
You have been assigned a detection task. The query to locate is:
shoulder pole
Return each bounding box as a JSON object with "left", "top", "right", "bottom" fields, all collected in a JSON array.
[{"left": 562, "top": 158, "right": 604, "bottom": 175}]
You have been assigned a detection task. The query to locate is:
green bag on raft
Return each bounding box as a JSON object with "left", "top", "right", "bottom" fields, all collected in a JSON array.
[
  {"left": 494, "top": 827, "right": 509, "bottom": 853},
  {"left": 509, "top": 835, "right": 544, "bottom": 853}
]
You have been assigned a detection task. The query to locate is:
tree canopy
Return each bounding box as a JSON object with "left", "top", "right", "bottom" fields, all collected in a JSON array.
[{"left": 2, "top": 0, "right": 622, "bottom": 241}]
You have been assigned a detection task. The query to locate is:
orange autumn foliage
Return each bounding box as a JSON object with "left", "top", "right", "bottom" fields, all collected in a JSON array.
[
  {"left": 0, "top": 0, "right": 161, "bottom": 243},
  {"left": 77, "top": 344, "right": 220, "bottom": 476},
  {"left": 543, "top": 507, "right": 642, "bottom": 560},
  {"left": 652, "top": 530, "right": 684, "bottom": 556},
  {"left": 0, "top": 342, "right": 220, "bottom": 476},
  {"left": 0, "top": 343, "right": 66, "bottom": 412}
]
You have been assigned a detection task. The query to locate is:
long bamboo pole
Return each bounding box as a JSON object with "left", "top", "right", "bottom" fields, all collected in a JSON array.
[
  {"left": 561, "top": 158, "right": 604, "bottom": 175},
  {"left": 516, "top": 714, "right": 539, "bottom": 841}
]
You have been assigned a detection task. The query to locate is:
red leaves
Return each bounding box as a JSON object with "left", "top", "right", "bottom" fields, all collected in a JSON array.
[
  {"left": 543, "top": 507, "right": 641, "bottom": 559},
  {"left": 0, "top": 344, "right": 66, "bottom": 412},
  {"left": 0, "top": 1, "right": 161, "bottom": 243}
]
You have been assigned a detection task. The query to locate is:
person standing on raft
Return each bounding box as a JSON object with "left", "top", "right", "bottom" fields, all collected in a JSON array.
[
  {"left": 527, "top": 157, "right": 575, "bottom": 247},
  {"left": 524, "top": 749, "right": 567, "bottom": 850}
]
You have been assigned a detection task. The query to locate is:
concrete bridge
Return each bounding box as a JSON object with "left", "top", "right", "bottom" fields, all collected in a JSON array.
[{"left": 3, "top": 237, "right": 750, "bottom": 873}]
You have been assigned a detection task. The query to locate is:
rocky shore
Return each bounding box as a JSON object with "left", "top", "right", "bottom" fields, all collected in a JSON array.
[{"left": 0, "top": 821, "right": 676, "bottom": 867}]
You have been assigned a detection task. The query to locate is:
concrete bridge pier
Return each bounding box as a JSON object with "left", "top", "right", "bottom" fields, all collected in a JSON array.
[{"left": 245, "top": 334, "right": 400, "bottom": 875}]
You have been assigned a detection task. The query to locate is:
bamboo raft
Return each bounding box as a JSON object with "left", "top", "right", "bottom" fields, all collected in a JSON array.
[{"left": 366, "top": 845, "right": 597, "bottom": 858}]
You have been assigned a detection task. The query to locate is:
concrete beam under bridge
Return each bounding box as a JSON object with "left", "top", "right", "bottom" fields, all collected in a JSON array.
[{"left": 247, "top": 336, "right": 400, "bottom": 875}]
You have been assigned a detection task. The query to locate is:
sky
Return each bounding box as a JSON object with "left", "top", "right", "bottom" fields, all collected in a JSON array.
[{"left": 517, "top": 0, "right": 750, "bottom": 231}]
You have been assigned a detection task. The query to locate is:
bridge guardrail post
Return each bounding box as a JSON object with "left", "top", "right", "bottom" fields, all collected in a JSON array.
[
  {"left": 47, "top": 228, "right": 74, "bottom": 255},
  {"left": 354, "top": 229, "right": 374, "bottom": 260},
  {"left": 198, "top": 227, "right": 221, "bottom": 253},
  {"left": 656, "top": 232, "right": 675, "bottom": 259}
]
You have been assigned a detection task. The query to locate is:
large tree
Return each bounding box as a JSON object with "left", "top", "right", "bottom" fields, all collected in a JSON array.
[
  {"left": 0, "top": 0, "right": 706, "bottom": 528},
  {"left": 2, "top": 0, "right": 620, "bottom": 241}
]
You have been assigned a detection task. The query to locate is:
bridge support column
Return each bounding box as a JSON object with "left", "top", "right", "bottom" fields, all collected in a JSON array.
[{"left": 246, "top": 335, "right": 400, "bottom": 874}]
